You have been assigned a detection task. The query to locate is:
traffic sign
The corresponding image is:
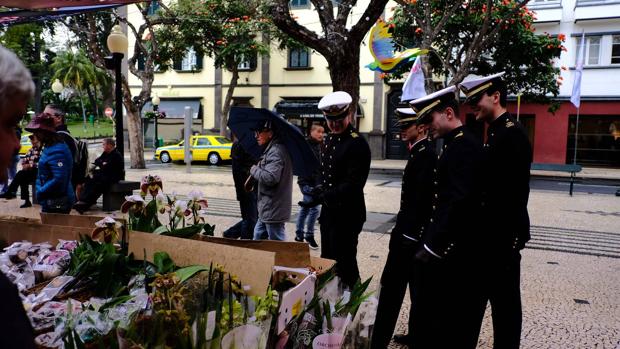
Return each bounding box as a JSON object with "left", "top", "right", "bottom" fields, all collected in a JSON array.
[{"left": 104, "top": 107, "right": 113, "bottom": 117}]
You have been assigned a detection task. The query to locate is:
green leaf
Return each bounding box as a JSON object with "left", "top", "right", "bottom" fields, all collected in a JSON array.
[
  {"left": 175, "top": 265, "right": 210, "bottom": 283},
  {"left": 152, "top": 225, "right": 169, "bottom": 234},
  {"left": 154, "top": 251, "right": 176, "bottom": 274},
  {"left": 163, "top": 224, "right": 204, "bottom": 238}
]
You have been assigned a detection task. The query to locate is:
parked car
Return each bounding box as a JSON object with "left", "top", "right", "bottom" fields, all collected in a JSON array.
[
  {"left": 154, "top": 135, "right": 233, "bottom": 165},
  {"left": 19, "top": 133, "right": 32, "bottom": 156}
]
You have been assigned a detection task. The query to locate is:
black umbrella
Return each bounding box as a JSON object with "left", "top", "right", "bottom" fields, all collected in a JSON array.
[{"left": 228, "top": 107, "right": 319, "bottom": 178}]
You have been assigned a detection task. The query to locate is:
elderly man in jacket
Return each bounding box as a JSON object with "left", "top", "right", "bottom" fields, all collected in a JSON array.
[{"left": 250, "top": 120, "right": 293, "bottom": 241}]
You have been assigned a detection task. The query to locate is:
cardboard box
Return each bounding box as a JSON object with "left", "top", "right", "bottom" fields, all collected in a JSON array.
[
  {"left": 128, "top": 231, "right": 276, "bottom": 296},
  {"left": 193, "top": 235, "right": 335, "bottom": 274},
  {"left": 40, "top": 212, "right": 126, "bottom": 228},
  {"left": 0, "top": 218, "right": 89, "bottom": 246}
]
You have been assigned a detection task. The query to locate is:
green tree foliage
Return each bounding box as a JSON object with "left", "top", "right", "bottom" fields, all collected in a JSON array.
[
  {"left": 388, "top": 0, "right": 564, "bottom": 107},
  {"left": 155, "top": 0, "right": 274, "bottom": 134},
  {"left": 0, "top": 23, "right": 50, "bottom": 112},
  {"left": 51, "top": 50, "right": 100, "bottom": 128}
]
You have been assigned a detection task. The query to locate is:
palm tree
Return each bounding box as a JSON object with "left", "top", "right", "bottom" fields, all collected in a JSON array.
[{"left": 51, "top": 50, "right": 97, "bottom": 130}]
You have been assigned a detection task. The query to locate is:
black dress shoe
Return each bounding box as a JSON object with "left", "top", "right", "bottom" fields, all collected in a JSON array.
[
  {"left": 0, "top": 192, "right": 16, "bottom": 199},
  {"left": 393, "top": 333, "right": 412, "bottom": 345},
  {"left": 20, "top": 201, "right": 32, "bottom": 208}
]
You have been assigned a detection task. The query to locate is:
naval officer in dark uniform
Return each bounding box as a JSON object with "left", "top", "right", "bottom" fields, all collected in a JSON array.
[
  {"left": 371, "top": 108, "right": 436, "bottom": 349},
  {"left": 460, "top": 72, "right": 532, "bottom": 349},
  {"left": 411, "top": 86, "right": 487, "bottom": 349},
  {"left": 307, "top": 91, "right": 371, "bottom": 289}
]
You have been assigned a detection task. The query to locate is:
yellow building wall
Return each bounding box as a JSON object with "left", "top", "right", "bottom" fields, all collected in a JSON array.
[{"left": 127, "top": 0, "right": 409, "bottom": 145}]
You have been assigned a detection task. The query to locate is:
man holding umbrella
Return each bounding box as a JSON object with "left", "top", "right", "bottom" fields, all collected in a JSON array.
[
  {"left": 249, "top": 120, "right": 294, "bottom": 241},
  {"left": 303, "top": 91, "right": 371, "bottom": 289}
]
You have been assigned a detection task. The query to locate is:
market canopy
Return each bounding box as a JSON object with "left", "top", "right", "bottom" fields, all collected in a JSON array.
[
  {"left": 0, "top": 4, "right": 120, "bottom": 25},
  {"left": 0, "top": 0, "right": 143, "bottom": 9}
]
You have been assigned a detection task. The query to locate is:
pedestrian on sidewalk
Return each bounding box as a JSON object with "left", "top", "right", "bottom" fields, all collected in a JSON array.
[
  {"left": 410, "top": 86, "right": 486, "bottom": 348},
  {"left": 74, "top": 138, "right": 123, "bottom": 214},
  {"left": 223, "top": 133, "right": 258, "bottom": 239},
  {"left": 371, "top": 108, "right": 436, "bottom": 349},
  {"left": 250, "top": 120, "right": 293, "bottom": 241},
  {"left": 45, "top": 104, "right": 87, "bottom": 197},
  {"left": 0, "top": 43, "right": 37, "bottom": 349},
  {"left": 0, "top": 134, "right": 42, "bottom": 208},
  {"left": 460, "top": 72, "right": 532, "bottom": 349},
  {"left": 302, "top": 91, "right": 371, "bottom": 289},
  {"left": 26, "top": 113, "right": 75, "bottom": 214},
  {"left": 295, "top": 123, "right": 324, "bottom": 249}
]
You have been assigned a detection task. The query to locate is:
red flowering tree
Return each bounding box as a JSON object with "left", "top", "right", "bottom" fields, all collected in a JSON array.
[
  {"left": 388, "top": 0, "right": 565, "bottom": 105},
  {"left": 156, "top": 0, "right": 274, "bottom": 135}
]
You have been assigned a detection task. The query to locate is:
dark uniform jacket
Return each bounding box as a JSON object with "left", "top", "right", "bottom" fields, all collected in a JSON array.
[
  {"left": 319, "top": 125, "right": 371, "bottom": 222},
  {"left": 391, "top": 138, "right": 436, "bottom": 249},
  {"left": 298, "top": 138, "right": 322, "bottom": 188},
  {"left": 482, "top": 112, "right": 532, "bottom": 253},
  {"left": 424, "top": 126, "right": 484, "bottom": 259},
  {"left": 231, "top": 141, "right": 256, "bottom": 200},
  {"left": 93, "top": 148, "right": 123, "bottom": 184}
]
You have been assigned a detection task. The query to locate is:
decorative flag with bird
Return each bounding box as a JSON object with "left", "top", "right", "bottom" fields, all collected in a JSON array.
[{"left": 366, "top": 19, "right": 427, "bottom": 73}]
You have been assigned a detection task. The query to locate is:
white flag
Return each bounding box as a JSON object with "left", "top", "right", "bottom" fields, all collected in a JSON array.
[
  {"left": 401, "top": 56, "right": 426, "bottom": 102},
  {"left": 571, "top": 32, "right": 586, "bottom": 108}
]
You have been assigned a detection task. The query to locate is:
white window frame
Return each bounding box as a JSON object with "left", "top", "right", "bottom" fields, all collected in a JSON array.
[
  {"left": 576, "top": 36, "right": 602, "bottom": 66},
  {"left": 612, "top": 35, "right": 620, "bottom": 65},
  {"left": 181, "top": 47, "right": 197, "bottom": 71}
]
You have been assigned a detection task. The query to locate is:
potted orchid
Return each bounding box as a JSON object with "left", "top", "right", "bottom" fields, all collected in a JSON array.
[{"left": 121, "top": 175, "right": 214, "bottom": 238}]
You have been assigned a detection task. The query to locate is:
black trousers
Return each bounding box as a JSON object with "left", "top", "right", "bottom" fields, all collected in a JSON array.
[
  {"left": 418, "top": 256, "right": 487, "bottom": 349},
  {"left": 5, "top": 169, "right": 37, "bottom": 200},
  {"left": 223, "top": 191, "right": 257, "bottom": 240},
  {"left": 320, "top": 212, "right": 363, "bottom": 289},
  {"left": 79, "top": 177, "right": 110, "bottom": 206},
  {"left": 488, "top": 252, "right": 522, "bottom": 349},
  {"left": 371, "top": 242, "right": 423, "bottom": 349}
]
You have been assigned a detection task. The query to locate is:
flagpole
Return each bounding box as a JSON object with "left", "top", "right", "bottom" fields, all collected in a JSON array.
[
  {"left": 570, "top": 107, "right": 580, "bottom": 196},
  {"left": 516, "top": 94, "right": 521, "bottom": 121}
]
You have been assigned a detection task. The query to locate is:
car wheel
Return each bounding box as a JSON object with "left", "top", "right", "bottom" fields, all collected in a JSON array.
[
  {"left": 208, "top": 152, "right": 221, "bottom": 166},
  {"left": 160, "top": 151, "right": 171, "bottom": 163}
]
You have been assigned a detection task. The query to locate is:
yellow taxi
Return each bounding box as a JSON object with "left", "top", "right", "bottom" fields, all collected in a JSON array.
[
  {"left": 154, "top": 135, "right": 233, "bottom": 165},
  {"left": 19, "top": 133, "right": 32, "bottom": 156}
]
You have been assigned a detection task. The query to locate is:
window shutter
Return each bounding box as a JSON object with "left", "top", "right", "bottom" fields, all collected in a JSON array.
[
  {"left": 173, "top": 58, "right": 182, "bottom": 71},
  {"left": 196, "top": 53, "right": 203, "bottom": 70}
]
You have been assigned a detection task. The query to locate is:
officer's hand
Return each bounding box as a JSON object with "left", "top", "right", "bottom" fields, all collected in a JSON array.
[
  {"left": 414, "top": 247, "right": 433, "bottom": 263},
  {"left": 298, "top": 194, "right": 323, "bottom": 208},
  {"left": 311, "top": 185, "right": 323, "bottom": 196}
]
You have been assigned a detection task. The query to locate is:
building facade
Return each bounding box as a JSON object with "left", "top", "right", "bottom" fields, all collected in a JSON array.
[
  {"left": 128, "top": 0, "right": 620, "bottom": 166},
  {"left": 518, "top": 0, "right": 620, "bottom": 167}
]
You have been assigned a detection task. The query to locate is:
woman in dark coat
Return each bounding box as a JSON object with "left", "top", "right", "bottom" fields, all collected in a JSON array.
[{"left": 25, "top": 113, "right": 75, "bottom": 213}]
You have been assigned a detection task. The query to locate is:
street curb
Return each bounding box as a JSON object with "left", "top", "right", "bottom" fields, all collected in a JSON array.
[{"left": 370, "top": 167, "right": 620, "bottom": 185}]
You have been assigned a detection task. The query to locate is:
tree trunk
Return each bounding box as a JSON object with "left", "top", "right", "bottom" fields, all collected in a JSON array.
[
  {"left": 78, "top": 89, "right": 87, "bottom": 131},
  {"left": 220, "top": 66, "right": 240, "bottom": 137},
  {"left": 326, "top": 43, "right": 361, "bottom": 127},
  {"left": 124, "top": 100, "right": 146, "bottom": 169}
]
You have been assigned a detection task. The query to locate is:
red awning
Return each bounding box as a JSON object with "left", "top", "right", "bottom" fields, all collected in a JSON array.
[{"left": 0, "top": 0, "right": 144, "bottom": 10}]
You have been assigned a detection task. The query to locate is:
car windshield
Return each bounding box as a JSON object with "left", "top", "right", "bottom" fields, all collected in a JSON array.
[{"left": 215, "top": 136, "right": 232, "bottom": 144}]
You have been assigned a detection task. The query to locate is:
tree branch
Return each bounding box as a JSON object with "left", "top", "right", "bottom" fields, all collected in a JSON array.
[
  {"left": 349, "top": 0, "right": 389, "bottom": 42},
  {"left": 270, "top": 0, "right": 330, "bottom": 55}
]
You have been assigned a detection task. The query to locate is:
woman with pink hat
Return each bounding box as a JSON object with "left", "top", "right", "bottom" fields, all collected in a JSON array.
[{"left": 25, "top": 113, "right": 75, "bottom": 213}]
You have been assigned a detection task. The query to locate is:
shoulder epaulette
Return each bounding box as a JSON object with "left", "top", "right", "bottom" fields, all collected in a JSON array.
[
  {"left": 419, "top": 145, "right": 426, "bottom": 152},
  {"left": 350, "top": 132, "right": 359, "bottom": 138},
  {"left": 506, "top": 121, "right": 515, "bottom": 128},
  {"left": 454, "top": 131, "right": 464, "bottom": 139}
]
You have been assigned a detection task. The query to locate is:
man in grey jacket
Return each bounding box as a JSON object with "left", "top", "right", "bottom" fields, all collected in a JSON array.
[{"left": 250, "top": 120, "right": 293, "bottom": 240}]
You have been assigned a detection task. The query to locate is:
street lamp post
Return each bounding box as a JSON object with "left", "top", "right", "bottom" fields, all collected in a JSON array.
[
  {"left": 152, "top": 94, "right": 160, "bottom": 148},
  {"left": 51, "top": 79, "right": 63, "bottom": 105},
  {"left": 105, "top": 24, "right": 128, "bottom": 166}
]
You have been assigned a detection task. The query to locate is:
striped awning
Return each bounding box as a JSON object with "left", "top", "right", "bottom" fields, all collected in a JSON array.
[{"left": 0, "top": 0, "right": 143, "bottom": 9}]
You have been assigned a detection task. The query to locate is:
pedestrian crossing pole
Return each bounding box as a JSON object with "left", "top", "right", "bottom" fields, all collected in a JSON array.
[{"left": 184, "top": 106, "right": 193, "bottom": 174}]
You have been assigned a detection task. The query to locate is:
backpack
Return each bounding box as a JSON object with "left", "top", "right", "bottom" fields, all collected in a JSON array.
[{"left": 57, "top": 130, "right": 89, "bottom": 181}]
